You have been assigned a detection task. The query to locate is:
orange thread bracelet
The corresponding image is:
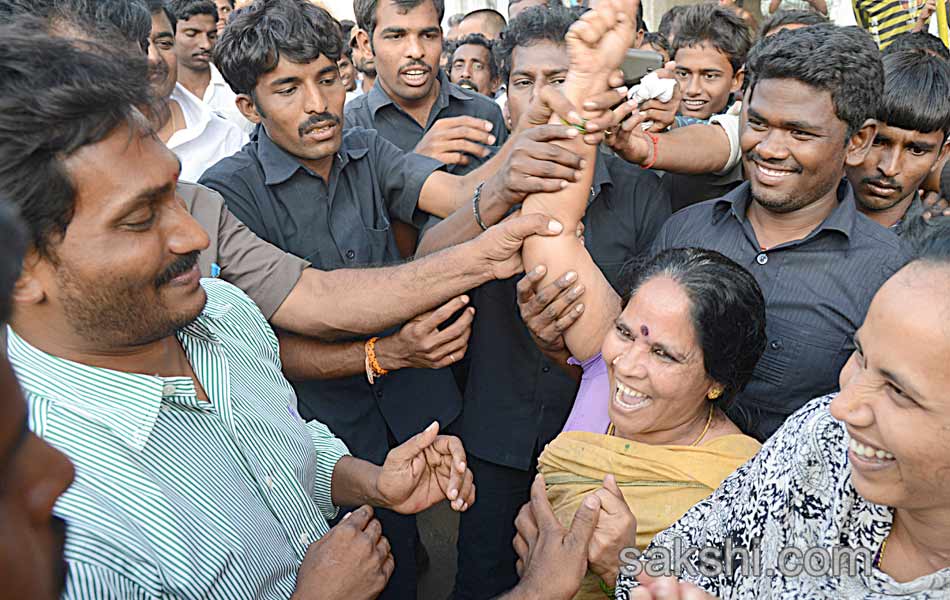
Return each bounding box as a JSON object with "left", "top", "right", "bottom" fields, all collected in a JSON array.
[
  {"left": 365, "top": 337, "right": 388, "bottom": 384},
  {"left": 642, "top": 131, "right": 660, "bottom": 170}
]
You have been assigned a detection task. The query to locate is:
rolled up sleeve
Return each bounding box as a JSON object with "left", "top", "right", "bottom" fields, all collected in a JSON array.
[{"left": 306, "top": 419, "right": 351, "bottom": 520}]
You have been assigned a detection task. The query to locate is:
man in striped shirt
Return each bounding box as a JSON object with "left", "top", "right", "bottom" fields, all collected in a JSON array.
[
  {"left": 1, "top": 29, "right": 474, "bottom": 600},
  {"left": 853, "top": 0, "right": 931, "bottom": 48}
]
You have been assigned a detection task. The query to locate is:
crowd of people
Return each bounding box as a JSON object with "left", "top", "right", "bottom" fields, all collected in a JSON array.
[{"left": 1, "top": 0, "right": 950, "bottom": 598}]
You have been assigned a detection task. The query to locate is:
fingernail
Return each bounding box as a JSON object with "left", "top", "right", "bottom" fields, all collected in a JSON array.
[
  {"left": 342, "top": 512, "right": 352, "bottom": 520},
  {"left": 576, "top": 304, "right": 585, "bottom": 312},
  {"left": 488, "top": 135, "right": 497, "bottom": 145},
  {"left": 616, "top": 86, "right": 628, "bottom": 95},
  {"left": 580, "top": 159, "right": 588, "bottom": 169},
  {"left": 628, "top": 99, "right": 638, "bottom": 107},
  {"left": 534, "top": 264, "right": 547, "bottom": 274},
  {"left": 450, "top": 488, "right": 458, "bottom": 499},
  {"left": 462, "top": 502, "right": 469, "bottom": 510},
  {"left": 583, "top": 101, "right": 597, "bottom": 110},
  {"left": 484, "top": 121, "right": 494, "bottom": 131},
  {"left": 547, "top": 220, "right": 563, "bottom": 233},
  {"left": 460, "top": 295, "right": 469, "bottom": 304},
  {"left": 568, "top": 111, "right": 582, "bottom": 124},
  {"left": 459, "top": 461, "right": 466, "bottom": 471},
  {"left": 427, "top": 421, "right": 438, "bottom": 431},
  {"left": 573, "top": 285, "right": 583, "bottom": 295},
  {"left": 566, "top": 128, "right": 578, "bottom": 137},
  {"left": 566, "top": 271, "right": 577, "bottom": 281}
]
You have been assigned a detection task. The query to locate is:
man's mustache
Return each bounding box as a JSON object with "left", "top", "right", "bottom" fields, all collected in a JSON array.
[
  {"left": 155, "top": 251, "right": 199, "bottom": 288},
  {"left": 456, "top": 78, "right": 480, "bottom": 93},
  {"left": 298, "top": 113, "right": 341, "bottom": 138}
]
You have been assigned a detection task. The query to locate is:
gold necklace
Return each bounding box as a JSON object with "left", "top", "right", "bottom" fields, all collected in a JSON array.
[
  {"left": 876, "top": 536, "right": 888, "bottom": 569},
  {"left": 607, "top": 404, "right": 715, "bottom": 446}
]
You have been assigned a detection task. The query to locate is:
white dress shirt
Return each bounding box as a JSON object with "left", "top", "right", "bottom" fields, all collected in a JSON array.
[
  {"left": 168, "top": 83, "right": 248, "bottom": 183},
  {"left": 203, "top": 64, "right": 256, "bottom": 134}
]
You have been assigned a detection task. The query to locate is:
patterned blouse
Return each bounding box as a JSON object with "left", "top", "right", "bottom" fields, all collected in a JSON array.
[{"left": 616, "top": 395, "right": 950, "bottom": 598}]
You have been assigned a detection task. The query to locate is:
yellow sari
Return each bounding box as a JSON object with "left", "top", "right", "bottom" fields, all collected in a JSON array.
[{"left": 537, "top": 430, "right": 761, "bottom": 599}]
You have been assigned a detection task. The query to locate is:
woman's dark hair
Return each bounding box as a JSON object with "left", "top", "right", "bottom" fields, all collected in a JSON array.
[
  {"left": 618, "top": 248, "right": 767, "bottom": 411},
  {"left": 0, "top": 26, "right": 151, "bottom": 261},
  {"left": 215, "top": 0, "right": 343, "bottom": 96},
  {"left": 745, "top": 24, "right": 883, "bottom": 138}
]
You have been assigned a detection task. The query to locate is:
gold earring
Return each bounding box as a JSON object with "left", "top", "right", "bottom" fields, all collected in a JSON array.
[{"left": 707, "top": 388, "right": 722, "bottom": 400}]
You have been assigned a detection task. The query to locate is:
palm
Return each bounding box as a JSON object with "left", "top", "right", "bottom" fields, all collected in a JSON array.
[
  {"left": 378, "top": 443, "right": 456, "bottom": 514},
  {"left": 567, "top": 0, "right": 638, "bottom": 82}
]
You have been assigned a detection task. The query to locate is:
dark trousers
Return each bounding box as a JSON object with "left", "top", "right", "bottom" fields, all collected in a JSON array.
[{"left": 453, "top": 454, "right": 536, "bottom": 600}]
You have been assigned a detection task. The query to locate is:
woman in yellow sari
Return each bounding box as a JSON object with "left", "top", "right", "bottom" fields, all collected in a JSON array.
[{"left": 527, "top": 248, "right": 767, "bottom": 599}]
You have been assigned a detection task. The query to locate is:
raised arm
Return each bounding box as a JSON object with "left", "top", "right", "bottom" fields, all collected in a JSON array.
[{"left": 518, "top": 0, "right": 637, "bottom": 361}]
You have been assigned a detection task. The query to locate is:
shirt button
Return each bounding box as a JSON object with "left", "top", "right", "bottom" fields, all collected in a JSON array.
[
  {"left": 299, "top": 532, "right": 309, "bottom": 546},
  {"left": 376, "top": 390, "right": 383, "bottom": 398},
  {"left": 770, "top": 340, "right": 783, "bottom": 351},
  {"left": 756, "top": 253, "right": 768, "bottom": 265},
  {"left": 542, "top": 366, "right": 551, "bottom": 373},
  {"left": 346, "top": 249, "right": 356, "bottom": 260},
  {"left": 161, "top": 383, "right": 176, "bottom": 396}
]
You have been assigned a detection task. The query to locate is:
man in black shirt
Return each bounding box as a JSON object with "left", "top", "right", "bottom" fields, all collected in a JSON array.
[
  {"left": 652, "top": 26, "right": 909, "bottom": 439},
  {"left": 417, "top": 7, "right": 672, "bottom": 598}
]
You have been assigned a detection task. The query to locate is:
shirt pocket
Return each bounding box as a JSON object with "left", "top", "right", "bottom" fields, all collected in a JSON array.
[{"left": 751, "top": 314, "right": 850, "bottom": 412}]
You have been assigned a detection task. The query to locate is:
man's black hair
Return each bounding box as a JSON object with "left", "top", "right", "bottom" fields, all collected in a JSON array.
[
  {"left": 214, "top": 0, "right": 343, "bottom": 96},
  {"left": 672, "top": 4, "right": 752, "bottom": 73},
  {"left": 657, "top": 5, "right": 688, "bottom": 40},
  {"left": 758, "top": 8, "right": 828, "bottom": 38},
  {"left": 447, "top": 12, "right": 463, "bottom": 27},
  {"left": 745, "top": 24, "right": 882, "bottom": 138},
  {"left": 454, "top": 32, "right": 498, "bottom": 80},
  {"left": 494, "top": 4, "right": 581, "bottom": 83},
  {"left": 878, "top": 50, "right": 950, "bottom": 140},
  {"left": 146, "top": 0, "right": 177, "bottom": 34},
  {"left": 354, "top": 0, "right": 445, "bottom": 42},
  {"left": 461, "top": 8, "right": 506, "bottom": 33},
  {"left": 0, "top": 198, "right": 26, "bottom": 324},
  {"left": 0, "top": 27, "right": 151, "bottom": 260},
  {"left": 641, "top": 31, "right": 672, "bottom": 58},
  {"left": 883, "top": 31, "right": 950, "bottom": 60},
  {"left": 0, "top": 0, "right": 153, "bottom": 50},
  {"left": 168, "top": 0, "right": 217, "bottom": 23}
]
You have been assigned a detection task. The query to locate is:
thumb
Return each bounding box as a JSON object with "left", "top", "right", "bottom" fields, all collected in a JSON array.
[
  {"left": 603, "top": 473, "right": 624, "bottom": 499},
  {"left": 502, "top": 214, "right": 565, "bottom": 242},
  {"left": 567, "top": 492, "right": 602, "bottom": 551},
  {"left": 389, "top": 421, "right": 439, "bottom": 462}
]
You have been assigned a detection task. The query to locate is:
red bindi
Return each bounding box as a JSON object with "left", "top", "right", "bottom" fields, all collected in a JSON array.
[{"left": 640, "top": 324, "right": 649, "bottom": 337}]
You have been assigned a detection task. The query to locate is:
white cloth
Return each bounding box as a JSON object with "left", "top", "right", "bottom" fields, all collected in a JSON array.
[
  {"left": 203, "top": 64, "right": 255, "bottom": 134},
  {"left": 627, "top": 72, "right": 678, "bottom": 130},
  {"left": 709, "top": 101, "right": 744, "bottom": 174},
  {"left": 168, "top": 83, "right": 248, "bottom": 183}
]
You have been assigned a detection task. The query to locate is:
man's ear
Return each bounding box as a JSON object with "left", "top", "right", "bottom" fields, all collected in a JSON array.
[
  {"left": 356, "top": 28, "right": 373, "bottom": 57},
  {"left": 730, "top": 67, "right": 745, "bottom": 94},
  {"left": 235, "top": 93, "right": 262, "bottom": 124},
  {"left": 845, "top": 118, "right": 878, "bottom": 167},
  {"left": 12, "top": 250, "right": 49, "bottom": 307},
  {"left": 933, "top": 138, "right": 950, "bottom": 173}
]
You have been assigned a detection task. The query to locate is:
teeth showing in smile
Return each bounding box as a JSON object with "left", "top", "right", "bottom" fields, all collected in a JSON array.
[
  {"left": 404, "top": 70, "right": 426, "bottom": 76},
  {"left": 756, "top": 164, "right": 794, "bottom": 178},
  {"left": 683, "top": 99, "right": 706, "bottom": 106},
  {"left": 849, "top": 437, "right": 895, "bottom": 461},
  {"left": 614, "top": 381, "right": 650, "bottom": 410}
]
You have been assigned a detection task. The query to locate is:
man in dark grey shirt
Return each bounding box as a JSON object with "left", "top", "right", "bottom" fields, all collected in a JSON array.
[
  {"left": 653, "top": 25, "right": 909, "bottom": 439},
  {"left": 348, "top": 0, "right": 507, "bottom": 176}
]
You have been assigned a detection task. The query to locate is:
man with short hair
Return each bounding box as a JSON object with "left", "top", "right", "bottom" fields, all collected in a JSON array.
[
  {"left": 348, "top": 0, "right": 507, "bottom": 175},
  {"left": 213, "top": 0, "right": 232, "bottom": 34},
  {"left": 758, "top": 7, "right": 828, "bottom": 38},
  {"left": 169, "top": 0, "right": 254, "bottom": 132},
  {"left": 147, "top": 1, "right": 247, "bottom": 180},
  {"left": 445, "top": 11, "right": 463, "bottom": 40},
  {"left": 458, "top": 8, "right": 506, "bottom": 40},
  {"left": 883, "top": 30, "right": 950, "bottom": 59},
  {"left": 418, "top": 6, "right": 672, "bottom": 597},
  {"left": 652, "top": 25, "right": 908, "bottom": 439},
  {"left": 350, "top": 26, "right": 377, "bottom": 94},
  {"left": 2, "top": 27, "right": 475, "bottom": 600},
  {"left": 847, "top": 51, "right": 950, "bottom": 233},
  {"left": 450, "top": 33, "right": 500, "bottom": 96}
]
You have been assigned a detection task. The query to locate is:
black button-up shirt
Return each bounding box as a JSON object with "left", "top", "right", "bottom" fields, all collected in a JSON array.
[
  {"left": 458, "top": 153, "right": 672, "bottom": 470},
  {"left": 199, "top": 127, "right": 462, "bottom": 462},
  {"left": 653, "top": 180, "right": 909, "bottom": 439},
  {"left": 344, "top": 70, "right": 507, "bottom": 176}
]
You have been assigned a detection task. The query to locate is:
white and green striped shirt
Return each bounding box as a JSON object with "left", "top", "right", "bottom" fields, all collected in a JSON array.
[{"left": 9, "top": 279, "right": 350, "bottom": 599}]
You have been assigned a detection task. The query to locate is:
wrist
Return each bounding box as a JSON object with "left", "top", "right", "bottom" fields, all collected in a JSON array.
[{"left": 373, "top": 335, "right": 406, "bottom": 372}]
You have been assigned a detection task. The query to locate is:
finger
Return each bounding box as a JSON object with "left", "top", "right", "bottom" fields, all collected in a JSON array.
[
  {"left": 429, "top": 306, "right": 475, "bottom": 346},
  {"left": 512, "top": 532, "right": 530, "bottom": 562},
  {"left": 436, "top": 151, "right": 469, "bottom": 166},
  {"left": 582, "top": 87, "right": 628, "bottom": 112},
  {"left": 518, "top": 156, "right": 582, "bottom": 183},
  {"left": 344, "top": 504, "right": 374, "bottom": 530},
  {"left": 435, "top": 116, "right": 496, "bottom": 135},
  {"left": 420, "top": 295, "right": 471, "bottom": 332},
  {"left": 453, "top": 466, "right": 475, "bottom": 510},
  {"left": 603, "top": 473, "right": 624, "bottom": 499},
  {"left": 535, "top": 283, "right": 585, "bottom": 326},
  {"left": 566, "top": 493, "right": 602, "bottom": 552},
  {"left": 681, "top": 583, "right": 713, "bottom": 600},
  {"left": 607, "top": 69, "right": 625, "bottom": 89},
  {"left": 441, "top": 124, "right": 498, "bottom": 146},
  {"left": 364, "top": 516, "right": 383, "bottom": 543},
  {"left": 552, "top": 302, "right": 585, "bottom": 333},
  {"left": 382, "top": 554, "right": 396, "bottom": 580},
  {"left": 376, "top": 534, "right": 392, "bottom": 559},
  {"left": 435, "top": 137, "right": 493, "bottom": 158},
  {"left": 621, "top": 110, "right": 649, "bottom": 132},
  {"left": 515, "top": 558, "right": 525, "bottom": 578},
  {"left": 528, "top": 271, "right": 578, "bottom": 314},
  {"left": 513, "top": 175, "right": 572, "bottom": 194},
  {"left": 431, "top": 434, "right": 468, "bottom": 500},
  {"left": 517, "top": 265, "right": 548, "bottom": 304},
  {"left": 537, "top": 85, "right": 585, "bottom": 126},
  {"left": 387, "top": 421, "right": 440, "bottom": 464},
  {"left": 431, "top": 339, "right": 470, "bottom": 368},
  {"left": 523, "top": 122, "right": 586, "bottom": 145},
  {"left": 529, "top": 473, "right": 562, "bottom": 530}
]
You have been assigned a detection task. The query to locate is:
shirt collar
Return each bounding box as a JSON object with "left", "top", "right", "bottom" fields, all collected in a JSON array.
[
  {"left": 257, "top": 128, "right": 371, "bottom": 186},
  {"left": 366, "top": 69, "right": 467, "bottom": 121},
  {"left": 7, "top": 282, "right": 232, "bottom": 452},
  {"left": 168, "top": 83, "right": 213, "bottom": 147},
  {"left": 209, "top": 63, "right": 228, "bottom": 89},
  {"left": 713, "top": 179, "right": 858, "bottom": 240}
]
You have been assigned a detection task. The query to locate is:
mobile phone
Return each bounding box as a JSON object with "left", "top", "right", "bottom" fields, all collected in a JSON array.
[{"left": 620, "top": 49, "right": 664, "bottom": 86}]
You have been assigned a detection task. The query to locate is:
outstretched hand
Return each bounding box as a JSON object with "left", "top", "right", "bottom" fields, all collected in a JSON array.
[
  {"left": 566, "top": 0, "right": 639, "bottom": 89},
  {"left": 376, "top": 422, "right": 475, "bottom": 514}
]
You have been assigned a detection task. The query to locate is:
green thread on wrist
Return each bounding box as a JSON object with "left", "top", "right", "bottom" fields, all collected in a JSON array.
[
  {"left": 599, "top": 578, "right": 616, "bottom": 598},
  {"left": 560, "top": 117, "right": 589, "bottom": 134}
]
